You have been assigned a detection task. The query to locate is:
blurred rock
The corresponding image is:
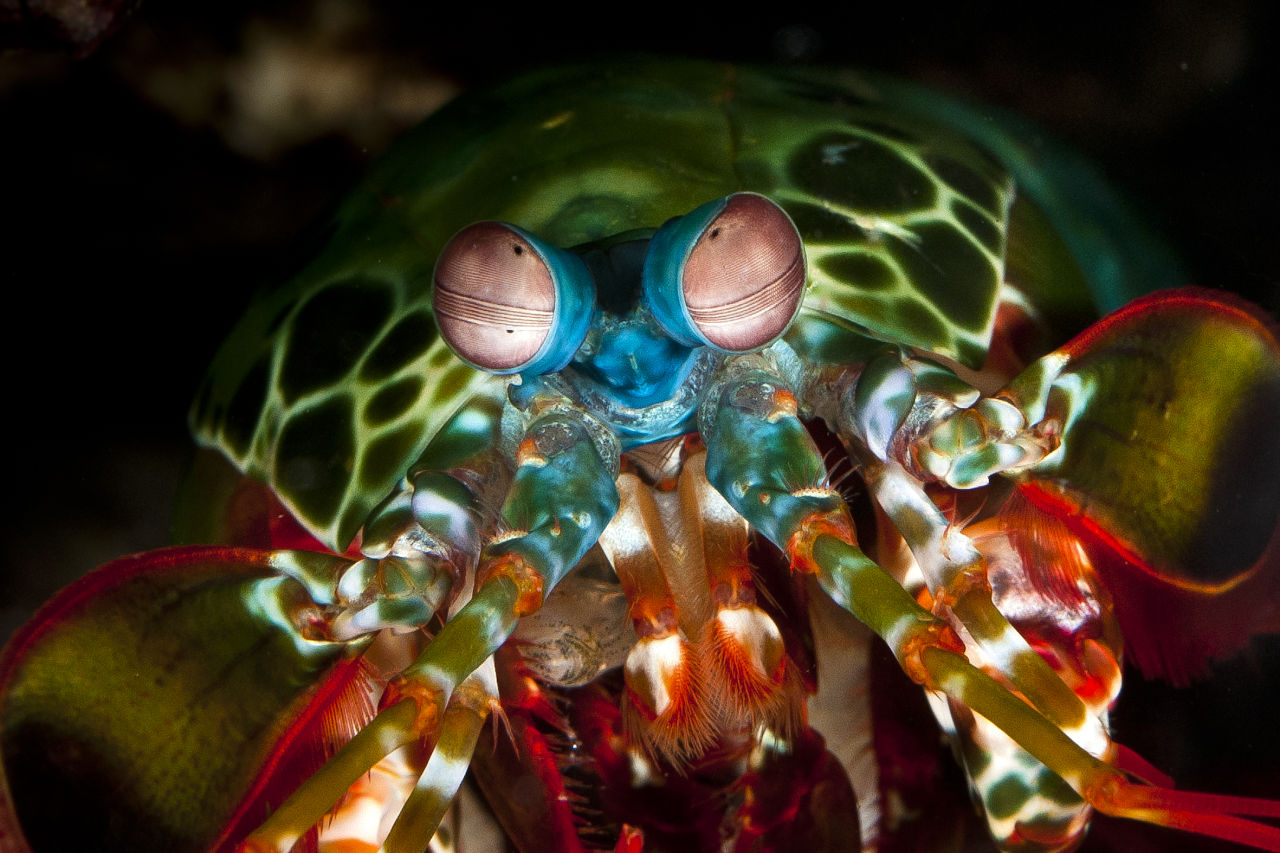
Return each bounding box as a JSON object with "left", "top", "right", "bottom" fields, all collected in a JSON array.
[{"left": 0, "top": 0, "right": 138, "bottom": 55}]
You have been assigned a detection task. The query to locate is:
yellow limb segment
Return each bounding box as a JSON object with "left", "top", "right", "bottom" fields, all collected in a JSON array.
[
  {"left": 242, "top": 407, "right": 620, "bottom": 849},
  {"left": 238, "top": 578, "right": 520, "bottom": 852},
  {"left": 809, "top": 528, "right": 1082, "bottom": 778},
  {"left": 862, "top": 460, "right": 1101, "bottom": 742},
  {"left": 381, "top": 661, "right": 498, "bottom": 853},
  {"left": 809, "top": 533, "right": 1280, "bottom": 851}
]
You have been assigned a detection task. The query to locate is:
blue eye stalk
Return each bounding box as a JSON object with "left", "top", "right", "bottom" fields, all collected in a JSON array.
[{"left": 433, "top": 193, "right": 807, "bottom": 423}]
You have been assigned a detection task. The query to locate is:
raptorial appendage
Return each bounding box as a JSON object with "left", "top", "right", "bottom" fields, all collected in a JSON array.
[{"left": 697, "top": 319, "right": 1280, "bottom": 851}]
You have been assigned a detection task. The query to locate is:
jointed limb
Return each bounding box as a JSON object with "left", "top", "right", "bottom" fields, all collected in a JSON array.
[
  {"left": 240, "top": 403, "right": 621, "bottom": 851},
  {"left": 703, "top": 362, "right": 1280, "bottom": 851}
]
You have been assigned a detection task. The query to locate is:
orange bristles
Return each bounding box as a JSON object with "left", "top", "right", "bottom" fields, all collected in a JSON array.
[
  {"left": 702, "top": 604, "right": 802, "bottom": 737},
  {"left": 621, "top": 633, "right": 715, "bottom": 767}
]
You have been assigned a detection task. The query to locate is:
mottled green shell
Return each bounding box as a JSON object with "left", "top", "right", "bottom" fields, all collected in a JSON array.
[{"left": 191, "top": 58, "right": 1170, "bottom": 551}]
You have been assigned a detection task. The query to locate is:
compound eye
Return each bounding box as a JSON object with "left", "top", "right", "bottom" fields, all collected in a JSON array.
[
  {"left": 433, "top": 222, "right": 593, "bottom": 374},
  {"left": 643, "top": 193, "right": 805, "bottom": 353},
  {"left": 682, "top": 194, "right": 805, "bottom": 351}
]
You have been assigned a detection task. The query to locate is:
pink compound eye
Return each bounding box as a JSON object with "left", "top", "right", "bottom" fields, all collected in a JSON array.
[
  {"left": 679, "top": 194, "right": 805, "bottom": 352},
  {"left": 433, "top": 222, "right": 561, "bottom": 373}
]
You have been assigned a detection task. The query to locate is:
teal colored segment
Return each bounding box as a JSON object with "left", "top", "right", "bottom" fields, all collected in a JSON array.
[
  {"left": 410, "top": 472, "right": 482, "bottom": 553},
  {"left": 488, "top": 416, "right": 620, "bottom": 591},
  {"left": 851, "top": 352, "right": 918, "bottom": 461},
  {"left": 613, "top": 414, "right": 697, "bottom": 449},
  {"left": 702, "top": 375, "right": 838, "bottom": 549},
  {"left": 410, "top": 390, "right": 506, "bottom": 471}
]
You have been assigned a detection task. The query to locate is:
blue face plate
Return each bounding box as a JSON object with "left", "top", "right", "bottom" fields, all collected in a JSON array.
[
  {"left": 546, "top": 237, "right": 708, "bottom": 445},
  {"left": 571, "top": 315, "right": 699, "bottom": 409}
]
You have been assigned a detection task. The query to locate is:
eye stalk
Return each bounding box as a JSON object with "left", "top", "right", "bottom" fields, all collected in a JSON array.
[
  {"left": 433, "top": 221, "right": 595, "bottom": 375},
  {"left": 643, "top": 193, "right": 805, "bottom": 352}
]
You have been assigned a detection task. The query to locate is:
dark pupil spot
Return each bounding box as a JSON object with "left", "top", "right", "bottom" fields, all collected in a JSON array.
[
  {"left": 506, "top": 329, "right": 514, "bottom": 334},
  {"left": 513, "top": 244, "right": 523, "bottom": 255},
  {"left": 709, "top": 228, "right": 721, "bottom": 239}
]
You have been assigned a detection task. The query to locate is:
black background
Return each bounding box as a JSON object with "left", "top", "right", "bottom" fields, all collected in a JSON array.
[{"left": 1, "top": 3, "right": 1277, "bottom": 850}]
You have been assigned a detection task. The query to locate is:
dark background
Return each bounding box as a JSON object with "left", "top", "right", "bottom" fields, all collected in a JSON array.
[{"left": 1, "top": 2, "right": 1277, "bottom": 850}]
